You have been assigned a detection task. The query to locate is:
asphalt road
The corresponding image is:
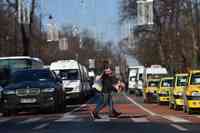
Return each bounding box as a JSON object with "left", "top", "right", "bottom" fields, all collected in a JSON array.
[{"left": 0, "top": 93, "right": 200, "bottom": 133}]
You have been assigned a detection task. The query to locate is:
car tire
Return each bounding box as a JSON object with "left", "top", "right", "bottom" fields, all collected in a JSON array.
[
  {"left": 2, "top": 110, "right": 16, "bottom": 117},
  {"left": 55, "top": 101, "right": 65, "bottom": 113}
]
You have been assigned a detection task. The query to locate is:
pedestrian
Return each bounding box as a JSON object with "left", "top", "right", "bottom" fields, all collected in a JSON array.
[{"left": 92, "top": 67, "right": 124, "bottom": 119}]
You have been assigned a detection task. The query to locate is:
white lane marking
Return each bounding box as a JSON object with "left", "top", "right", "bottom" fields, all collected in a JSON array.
[
  {"left": 170, "top": 124, "right": 188, "bottom": 132},
  {"left": 0, "top": 118, "right": 11, "bottom": 123},
  {"left": 55, "top": 114, "right": 82, "bottom": 122},
  {"left": 94, "top": 115, "right": 110, "bottom": 122},
  {"left": 195, "top": 115, "right": 200, "bottom": 118},
  {"left": 124, "top": 94, "right": 191, "bottom": 123},
  {"left": 124, "top": 94, "right": 157, "bottom": 116},
  {"left": 163, "top": 115, "right": 191, "bottom": 123},
  {"left": 18, "top": 117, "right": 42, "bottom": 124},
  {"left": 33, "top": 122, "right": 50, "bottom": 130},
  {"left": 131, "top": 117, "right": 149, "bottom": 123}
]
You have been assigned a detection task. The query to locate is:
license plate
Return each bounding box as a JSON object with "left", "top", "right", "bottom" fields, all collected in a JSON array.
[{"left": 20, "top": 98, "right": 37, "bottom": 103}]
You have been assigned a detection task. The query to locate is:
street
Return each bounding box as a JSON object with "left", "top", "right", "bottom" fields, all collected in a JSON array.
[{"left": 0, "top": 93, "right": 200, "bottom": 133}]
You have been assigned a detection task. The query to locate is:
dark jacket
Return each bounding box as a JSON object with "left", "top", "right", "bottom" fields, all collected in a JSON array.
[{"left": 101, "top": 74, "right": 117, "bottom": 93}]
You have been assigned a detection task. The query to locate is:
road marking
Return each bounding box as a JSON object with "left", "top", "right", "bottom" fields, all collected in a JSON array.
[
  {"left": 162, "top": 115, "right": 190, "bottom": 123},
  {"left": 33, "top": 122, "right": 50, "bottom": 130},
  {"left": 131, "top": 117, "right": 149, "bottom": 123},
  {"left": 170, "top": 124, "right": 188, "bottom": 132},
  {"left": 0, "top": 118, "right": 11, "bottom": 123},
  {"left": 55, "top": 114, "right": 81, "bottom": 122},
  {"left": 124, "top": 94, "right": 157, "bottom": 116},
  {"left": 94, "top": 115, "right": 110, "bottom": 122},
  {"left": 195, "top": 115, "right": 200, "bottom": 118},
  {"left": 18, "top": 117, "right": 42, "bottom": 124}
]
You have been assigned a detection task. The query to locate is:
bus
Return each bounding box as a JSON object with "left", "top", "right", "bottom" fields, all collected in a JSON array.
[{"left": 0, "top": 56, "right": 44, "bottom": 87}]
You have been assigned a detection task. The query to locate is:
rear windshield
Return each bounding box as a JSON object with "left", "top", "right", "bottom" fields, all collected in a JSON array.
[{"left": 161, "top": 79, "right": 173, "bottom": 87}]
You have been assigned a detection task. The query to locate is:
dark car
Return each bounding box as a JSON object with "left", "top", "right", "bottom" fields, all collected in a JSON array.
[{"left": 1, "top": 69, "right": 65, "bottom": 116}]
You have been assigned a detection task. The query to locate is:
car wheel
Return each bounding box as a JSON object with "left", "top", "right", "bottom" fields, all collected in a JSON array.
[
  {"left": 2, "top": 110, "right": 16, "bottom": 117},
  {"left": 55, "top": 99, "right": 65, "bottom": 113},
  {"left": 2, "top": 111, "right": 10, "bottom": 117}
]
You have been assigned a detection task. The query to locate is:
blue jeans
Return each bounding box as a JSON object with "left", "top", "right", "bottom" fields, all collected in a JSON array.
[{"left": 95, "top": 93, "right": 114, "bottom": 114}]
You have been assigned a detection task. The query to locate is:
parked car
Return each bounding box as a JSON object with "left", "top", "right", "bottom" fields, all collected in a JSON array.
[
  {"left": 158, "top": 77, "right": 174, "bottom": 104},
  {"left": 143, "top": 78, "right": 160, "bottom": 103},
  {"left": 183, "top": 70, "right": 200, "bottom": 114},
  {"left": 143, "top": 65, "right": 168, "bottom": 97},
  {"left": 1, "top": 69, "right": 65, "bottom": 116},
  {"left": 169, "top": 73, "right": 188, "bottom": 110}
]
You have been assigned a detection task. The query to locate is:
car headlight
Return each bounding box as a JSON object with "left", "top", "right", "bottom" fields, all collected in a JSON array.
[
  {"left": 42, "top": 88, "right": 55, "bottom": 93},
  {"left": 174, "top": 92, "right": 183, "bottom": 96},
  {"left": 74, "top": 86, "right": 80, "bottom": 91},
  {"left": 3, "top": 90, "right": 16, "bottom": 95},
  {"left": 191, "top": 92, "right": 200, "bottom": 96},
  {"left": 160, "top": 91, "right": 168, "bottom": 95}
]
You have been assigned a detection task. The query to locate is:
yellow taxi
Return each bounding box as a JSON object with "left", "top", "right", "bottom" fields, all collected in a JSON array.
[
  {"left": 144, "top": 79, "right": 160, "bottom": 103},
  {"left": 169, "top": 73, "right": 188, "bottom": 110},
  {"left": 183, "top": 70, "right": 200, "bottom": 114},
  {"left": 158, "top": 77, "right": 174, "bottom": 104}
]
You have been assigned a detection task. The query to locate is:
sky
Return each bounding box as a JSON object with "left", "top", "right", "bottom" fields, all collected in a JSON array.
[{"left": 41, "top": 0, "right": 122, "bottom": 43}]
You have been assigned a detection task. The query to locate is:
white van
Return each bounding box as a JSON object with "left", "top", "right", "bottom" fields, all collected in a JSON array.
[
  {"left": 128, "top": 66, "right": 144, "bottom": 95},
  {"left": 50, "top": 60, "right": 91, "bottom": 100}
]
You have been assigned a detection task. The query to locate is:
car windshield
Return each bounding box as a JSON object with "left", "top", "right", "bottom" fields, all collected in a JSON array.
[
  {"left": 148, "top": 80, "right": 160, "bottom": 87},
  {"left": 57, "top": 69, "right": 80, "bottom": 80},
  {"left": 161, "top": 79, "right": 173, "bottom": 87},
  {"left": 11, "top": 70, "right": 55, "bottom": 83},
  {"left": 129, "top": 76, "right": 136, "bottom": 81},
  {"left": 176, "top": 76, "right": 188, "bottom": 86},
  {"left": 190, "top": 74, "right": 200, "bottom": 85}
]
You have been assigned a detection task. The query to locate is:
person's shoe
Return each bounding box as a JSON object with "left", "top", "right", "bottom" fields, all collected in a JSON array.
[
  {"left": 109, "top": 111, "right": 122, "bottom": 118},
  {"left": 91, "top": 111, "right": 101, "bottom": 119}
]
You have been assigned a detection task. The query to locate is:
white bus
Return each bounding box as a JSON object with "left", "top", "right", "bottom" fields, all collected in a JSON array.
[
  {"left": 143, "top": 65, "right": 168, "bottom": 87},
  {"left": 50, "top": 60, "right": 91, "bottom": 100},
  {"left": 0, "top": 56, "right": 44, "bottom": 87}
]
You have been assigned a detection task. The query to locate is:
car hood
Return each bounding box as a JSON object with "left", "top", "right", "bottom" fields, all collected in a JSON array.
[{"left": 4, "top": 81, "right": 56, "bottom": 90}]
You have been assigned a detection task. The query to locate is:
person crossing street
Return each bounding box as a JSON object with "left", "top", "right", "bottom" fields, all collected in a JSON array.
[{"left": 92, "top": 67, "right": 124, "bottom": 119}]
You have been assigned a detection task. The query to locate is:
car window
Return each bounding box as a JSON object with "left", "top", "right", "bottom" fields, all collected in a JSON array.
[
  {"left": 176, "top": 76, "right": 188, "bottom": 86},
  {"left": 148, "top": 81, "right": 160, "bottom": 87},
  {"left": 190, "top": 74, "right": 200, "bottom": 85},
  {"left": 57, "top": 69, "right": 80, "bottom": 80},
  {"left": 161, "top": 79, "right": 173, "bottom": 87}
]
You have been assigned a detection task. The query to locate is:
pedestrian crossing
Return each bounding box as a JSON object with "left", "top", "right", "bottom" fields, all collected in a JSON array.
[
  {"left": 0, "top": 113, "right": 199, "bottom": 132},
  {"left": 0, "top": 114, "right": 199, "bottom": 124}
]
